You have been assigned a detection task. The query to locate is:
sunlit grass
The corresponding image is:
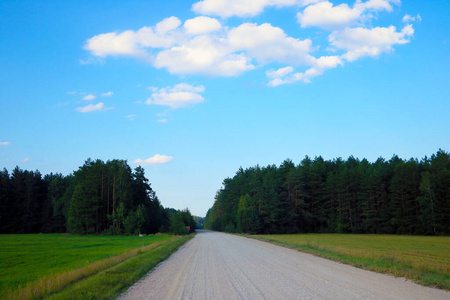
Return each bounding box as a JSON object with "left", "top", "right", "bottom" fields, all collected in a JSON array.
[
  {"left": 0, "top": 234, "right": 177, "bottom": 299},
  {"left": 48, "top": 235, "right": 193, "bottom": 299},
  {"left": 251, "top": 234, "right": 450, "bottom": 290}
]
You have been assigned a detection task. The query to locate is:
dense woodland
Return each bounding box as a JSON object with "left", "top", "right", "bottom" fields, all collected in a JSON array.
[
  {"left": 0, "top": 159, "right": 195, "bottom": 235},
  {"left": 204, "top": 150, "right": 450, "bottom": 235}
]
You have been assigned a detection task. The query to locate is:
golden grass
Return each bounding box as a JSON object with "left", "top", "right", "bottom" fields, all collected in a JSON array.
[
  {"left": 5, "top": 239, "right": 172, "bottom": 300},
  {"left": 251, "top": 234, "right": 450, "bottom": 290}
]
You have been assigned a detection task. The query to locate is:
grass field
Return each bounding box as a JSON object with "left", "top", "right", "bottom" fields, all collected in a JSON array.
[
  {"left": 0, "top": 234, "right": 191, "bottom": 299},
  {"left": 250, "top": 234, "right": 450, "bottom": 290}
]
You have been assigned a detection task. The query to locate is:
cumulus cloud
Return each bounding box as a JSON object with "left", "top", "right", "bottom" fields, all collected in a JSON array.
[
  {"left": 154, "top": 35, "right": 254, "bottom": 76},
  {"left": 228, "top": 23, "right": 312, "bottom": 65},
  {"left": 192, "top": 0, "right": 318, "bottom": 18},
  {"left": 76, "top": 102, "right": 106, "bottom": 113},
  {"left": 84, "top": 1, "right": 416, "bottom": 86},
  {"left": 85, "top": 15, "right": 315, "bottom": 77},
  {"left": 85, "top": 31, "right": 145, "bottom": 58},
  {"left": 298, "top": 1, "right": 360, "bottom": 29},
  {"left": 266, "top": 66, "right": 294, "bottom": 79},
  {"left": 297, "top": 0, "right": 399, "bottom": 30},
  {"left": 266, "top": 55, "right": 343, "bottom": 86},
  {"left": 133, "top": 154, "right": 173, "bottom": 166},
  {"left": 84, "top": 17, "right": 182, "bottom": 60},
  {"left": 329, "top": 25, "right": 414, "bottom": 61},
  {"left": 155, "top": 16, "right": 182, "bottom": 35},
  {"left": 0, "top": 142, "right": 10, "bottom": 146},
  {"left": 101, "top": 91, "right": 113, "bottom": 97},
  {"left": 184, "top": 16, "right": 222, "bottom": 35},
  {"left": 154, "top": 22, "right": 314, "bottom": 76},
  {"left": 83, "top": 94, "right": 96, "bottom": 101},
  {"left": 147, "top": 83, "right": 205, "bottom": 108}
]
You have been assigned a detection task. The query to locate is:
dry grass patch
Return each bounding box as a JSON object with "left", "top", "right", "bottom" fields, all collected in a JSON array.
[{"left": 251, "top": 234, "right": 450, "bottom": 290}]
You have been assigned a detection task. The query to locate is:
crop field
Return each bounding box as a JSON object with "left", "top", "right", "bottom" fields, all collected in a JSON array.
[
  {"left": 0, "top": 234, "right": 190, "bottom": 299},
  {"left": 251, "top": 234, "right": 450, "bottom": 290}
]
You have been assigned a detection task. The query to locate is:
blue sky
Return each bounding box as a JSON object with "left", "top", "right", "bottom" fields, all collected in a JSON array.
[{"left": 1, "top": 0, "right": 449, "bottom": 217}]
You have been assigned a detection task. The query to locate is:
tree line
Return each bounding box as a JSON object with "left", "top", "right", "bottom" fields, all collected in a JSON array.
[
  {"left": 204, "top": 150, "right": 450, "bottom": 235},
  {"left": 0, "top": 158, "right": 195, "bottom": 235}
]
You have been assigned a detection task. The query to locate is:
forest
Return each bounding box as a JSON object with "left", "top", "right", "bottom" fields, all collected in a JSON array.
[
  {"left": 204, "top": 150, "right": 450, "bottom": 235},
  {"left": 0, "top": 158, "right": 195, "bottom": 235}
]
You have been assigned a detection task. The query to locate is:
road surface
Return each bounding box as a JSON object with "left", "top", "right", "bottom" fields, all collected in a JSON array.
[{"left": 119, "top": 230, "right": 448, "bottom": 299}]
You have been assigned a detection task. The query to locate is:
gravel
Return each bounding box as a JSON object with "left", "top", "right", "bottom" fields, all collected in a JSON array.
[{"left": 119, "top": 230, "right": 449, "bottom": 300}]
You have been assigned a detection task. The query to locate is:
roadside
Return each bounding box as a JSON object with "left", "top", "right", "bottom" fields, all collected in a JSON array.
[
  {"left": 245, "top": 233, "right": 450, "bottom": 291},
  {"left": 5, "top": 235, "right": 193, "bottom": 300}
]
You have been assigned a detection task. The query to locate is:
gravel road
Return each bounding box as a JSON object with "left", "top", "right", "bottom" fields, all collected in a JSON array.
[{"left": 119, "top": 230, "right": 449, "bottom": 300}]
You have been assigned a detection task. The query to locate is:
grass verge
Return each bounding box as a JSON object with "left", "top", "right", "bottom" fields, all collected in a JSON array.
[
  {"left": 0, "top": 234, "right": 175, "bottom": 295},
  {"left": 248, "top": 234, "right": 450, "bottom": 290},
  {"left": 2, "top": 234, "right": 193, "bottom": 300},
  {"left": 46, "top": 235, "right": 193, "bottom": 300}
]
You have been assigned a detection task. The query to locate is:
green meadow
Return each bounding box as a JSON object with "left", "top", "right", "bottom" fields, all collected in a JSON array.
[
  {"left": 0, "top": 234, "right": 190, "bottom": 299},
  {"left": 251, "top": 234, "right": 450, "bottom": 290}
]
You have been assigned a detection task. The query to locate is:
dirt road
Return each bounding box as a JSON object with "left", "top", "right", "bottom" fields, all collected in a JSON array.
[{"left": 119, "top": 230, "right": 448, "bottom": 299}]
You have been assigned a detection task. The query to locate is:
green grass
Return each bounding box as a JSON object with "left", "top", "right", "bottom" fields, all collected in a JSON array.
[
  {"left": 250, "top": 234, "right": 450, "bottom": 290},
  {"left": 48, "top": 235, "right": 192, "bottom": 299},
  {"left": 0, "top": 234, "right": 188, "bottom": 299}
]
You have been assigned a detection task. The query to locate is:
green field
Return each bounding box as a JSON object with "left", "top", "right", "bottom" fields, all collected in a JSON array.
[
  {"left": 0, "top": 234, "right": 190, "bottom": 299},
  {"left": 251, "top": 234, "right": 450, "bottom": 290}
]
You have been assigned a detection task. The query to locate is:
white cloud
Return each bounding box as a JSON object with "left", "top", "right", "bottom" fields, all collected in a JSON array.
[
  {"left": 266, "top": 55, "right": 343, "bottom": 86},
  {"left": 76, "top": 102, "right": 105, "bottom": 113},
  {"left": 0, "top": 142, "right": 10, "bottom": 146},
  {"left": 314, "top": 55, "right": 343, "bottom": 68},
  {"left": 191, "top": 0, "right": 317, "bottom": 19},
  {"left": 266, "top": 66, "right": 294, "bottom": 79},
  {"left": 155, "top": 16, "right": 181, "bottom": 35},
  {"left": 355, "top": 0, "right": 398, "bottom": 12},
  {"left": 147, "top": 83, "right": 205, "bottom": 108},
  {"left": 297, "top": 0, "right": 399, "bottom": 30},
  {"left": 83, "top": 15, "right": 328, "bottom": 78},
  {"left": 133, "top": 154, "right": 173, "bottom": 166},
  {"left": 101, "top": 91, "right": 113, "bottom": 97},
  {"left": 126, "top": 114, "right": 136, "bottom": 120},
  {"left": 67, "top": 91, "right": 77, "bottom": 95},
  {"left": 154, "top": 35, "right": 254, "bottom": 76},
  {"left": 298, "top": 1, "right": 361, "bottom": 30},
  {"left": 184, "top": 16, "right": 222, "bottom": 35},
  {"left": 228, "top": 23, "right": 312, "bottom": 65},
  {"left": 157, "top": 118, "right": 168, "bottom": 123},
  {"left": 83, "top": 94, "right": 96, "bottom": 101},
  {"left": 329, "top": 25, "right": 414, "bottom": 61},
  {"left": 402, "top": 14, "right": 422, "bottom": 23},
  {"left": 84, "top": 31, "right": 145, "bottom": 58},
  {"left": 84, "top": 1, "right": 415, "bottom": 85},
  {"left": 22, "top": 158, "right": 29, "bottom": 162},
  {"left": 84, "top": 17, "right": 182, "bottom": 60}
]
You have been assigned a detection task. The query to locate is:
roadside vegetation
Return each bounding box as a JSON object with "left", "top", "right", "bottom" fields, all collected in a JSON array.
[
  {"left": 0, "top": 234, "right": 193, "bottom": 299},
  {"left": 250, "top": 234, "right": 450, "bottom": 290}
]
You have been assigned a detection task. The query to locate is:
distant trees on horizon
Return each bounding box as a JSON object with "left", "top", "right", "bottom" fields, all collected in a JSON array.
[
  {"left": 204, "top": 149, "right": 450, "bottom": 235},
  {"left": 0, "top": 159, "right": 195, "bottom": 235}
]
